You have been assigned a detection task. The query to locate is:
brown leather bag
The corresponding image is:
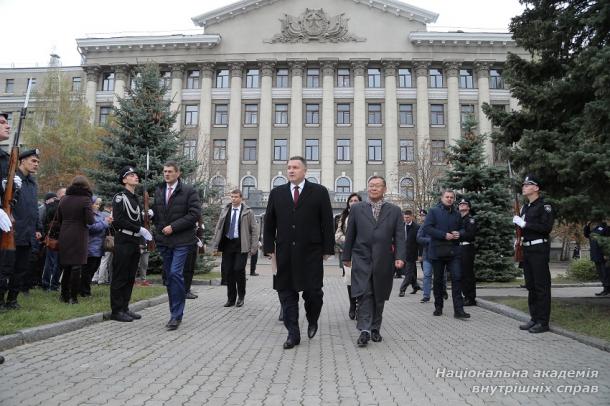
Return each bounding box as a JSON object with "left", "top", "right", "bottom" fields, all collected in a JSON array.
[{"left": 44, "top": 209, "right": 60, "bottom": 251}]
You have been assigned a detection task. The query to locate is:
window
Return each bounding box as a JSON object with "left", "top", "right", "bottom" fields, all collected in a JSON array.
[
  {"left": 246, "top": 69, "right": 260, "bottom": 88},
  {"left": 274, "top": 139, "right": 288, "bottom": 161},
  {"left": 241, "top": 176, "right": 256, "bottom": 199},
  {"left": 243, "top": 139, "right": 257, "bottom": 161},
  {"left": 186, "top": 70, "right": 200, "bottom": 89},
  {"left": 431, "top": 140, "right": 446, "bottom": 163},
  {"left": 460, "top": 104, "right": 475, "bottom": 125},
  {"left": 305, "top": 139, "right": 319, "bottom": 161},
  {"left": 399, "top": 104, "right": 414, "bottom": 126},
  {"left": 28, "top": 77, "right": 37, "bottom": 90},
  {"left": 368, "top": 104, "right": 382, "bottom": 125},
  {"left": 130, "top": 73, "right": 141, "bottom": 90},
  {"left": 307, "top": 177, "right": 318, "bottom": 184},
  {"left": 69, "top": 77, "right": 80, "bottom": 92},
  {"left": 306, "top": 104, "right": 320, "bottom": 125},
  {"left": 102, "top": 72, "right": 115, "bottom": 91},
  {"left": 214, "top": 104, "right": 228, "bottom": 126},
  {"left": 184, "top": 105, "right": 199, "bottom": 127},
  {"left": 159, "top": 71, "right": 171, "bottom": 88},
  {"left": 337, "top": 68, "right": 350, "bottom": 87},
  {"left": 276, "top": 68, "right": 289, "bottom": 88},
  {"left": 4, "top": 79, "right": 14, "bottom": 93},
  {"left": 336, "top": 104, "right": 350, "bottom": 125},
  {"left": 211, "top": 176, "right": 226, "bottom": 195},
  {"left": 368, "top": 139, "right": 382, "bottom": 161},
  {"left": 272, "top": 176, "right": 287, "bottom": 188},
  {"left": 400, "top": 178, "right": 415, "bottom": 200},
  {"left": 306, "top": 68, "right": 320, "bottom": 88},
  {"left": 244, "top": 104, "right": 258, "bottom": 125},
  {"left": 490, "top": 69, "right": 504, "bottom": 89},
  {"left": 398, "top": 68, "right": 412, "bottom": 88},
  {"left": 274, "top": 104, "right": 288, "bottom": 125},
  {"left": 335, "top": 177, "right": 351, "bottom": 194},
  {"left": 430, "top": 104, "right": 445, "bottom": 126},
  {"left": 183, "top": 139, "right": 197, "bottom": 160},
  {"left": 216, "top": 69, "right": 229, "bottom": 88},
  {"left": 459, "top": 69, "right": 474, "bottom": 89},
  {"left": 429, "top": 68, "right": 443, "bottom": 88},
  {"left": 400, "top": 139, "right": 414, "bottom": 162},
  {"left": 367, "top": 68, "right": 381, "bottom": 88},
  {"left": 213, "top": 139, "right": 226, "bottom": 160},
  {"left": 337, "top": 139, "right": 351, "bottom": 161},
  {"left": 99, "top": 106, "right": 111, "bottom": 125}
]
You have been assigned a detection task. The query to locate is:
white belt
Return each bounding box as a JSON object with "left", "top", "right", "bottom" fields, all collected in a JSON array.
[
  {"left": 119, "top": 229, "right": 141, "bottom": 237},
  {"left": 459, "top": 242, "right": 471, "bottom": 246},
  {"left": 522, "top": 239, "right": 547, "bottom": 246}
]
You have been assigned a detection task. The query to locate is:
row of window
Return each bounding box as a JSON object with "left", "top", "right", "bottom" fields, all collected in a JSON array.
[
  {"left": 206, "top": 138, "right": 446, "bottom": 163},
  {"left": 3, "top": 77, "right": 82, "bottom": 94}
]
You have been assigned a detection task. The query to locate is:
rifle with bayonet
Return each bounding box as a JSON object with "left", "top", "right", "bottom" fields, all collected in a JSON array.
[
  {"left": 143, "top": 149, "right": 155, "bottom": 251},
  {"left": 508, "top": 159, "right": 523, "bottom": 262}
]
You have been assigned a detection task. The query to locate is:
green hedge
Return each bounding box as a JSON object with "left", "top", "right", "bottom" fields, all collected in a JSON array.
[{"left": 566, "top": 259, "right": 599, "bottom": 282}]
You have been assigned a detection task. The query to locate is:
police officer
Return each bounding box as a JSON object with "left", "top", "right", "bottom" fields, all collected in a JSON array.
[
  {"left": 110, "top": 166, "right": 153, "bottom": 322},
  {"left": 458, "top": 199, "right": 477, "bottom": 306},
  {"left": 513, "top": 174, "right": 554, "bottom": 333}
]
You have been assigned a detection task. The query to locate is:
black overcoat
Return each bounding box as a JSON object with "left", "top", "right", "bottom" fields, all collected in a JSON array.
[{"left": 152, "top": 179, "right": 201, "bottom": 248}]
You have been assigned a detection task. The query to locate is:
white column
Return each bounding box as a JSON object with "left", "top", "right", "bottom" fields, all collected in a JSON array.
[
  {"left": 197, "top": 63, "right": 215, "bottom": 180},
  {"left": 258, "top": 61, "right": 275, "bottom": 192},
  {"left": 289, "top": 60, "right": 305, "bottom": 156},
  {"left": 226, "top": 62, "right": 245, "bottom": 189},
  {"left": 83, "top": 66, "right": 99, "bottom": 124},
  {"left": 320, "top": 61, "right": 336, "bottom": 189},
  {"left": 414, "top": 61, "right": 430, "bottom": 159},
  {"left": 352, "top": 60, "right": 368, "bottom": 192},
  {"left": 383, "top": 60, "right": 399, "bottom": 194},
  {"left": 113, "top": 65, "right": 128, "bottom": 108},
  {"left": 170, "top": 64, "right": 184, "bottom": 132},
  {"left": 444, "top": 61, "right": 461, "bottom": 146},
  {"left": 476, "top": 61, "right": 493, "bottom": 162}
]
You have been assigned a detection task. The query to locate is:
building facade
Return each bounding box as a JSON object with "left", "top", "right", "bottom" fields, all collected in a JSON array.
[{"left": 0, "top": 0, "right": 526, "bottom": 210}]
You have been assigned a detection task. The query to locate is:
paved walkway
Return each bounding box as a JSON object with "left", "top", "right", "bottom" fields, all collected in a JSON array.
[{"left": 1, "top": 268, "right": 609, "bottom": 405}]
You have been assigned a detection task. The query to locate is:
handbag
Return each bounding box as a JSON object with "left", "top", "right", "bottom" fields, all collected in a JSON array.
[
  {"left": 103, "top": 227, "right": 115, "bottom": 253},
  {"left": 436, "top": 241, "right": 457, "bottom": 258},
  {"left": 44, "top": 209, "right": 60, "bottom": 252}
]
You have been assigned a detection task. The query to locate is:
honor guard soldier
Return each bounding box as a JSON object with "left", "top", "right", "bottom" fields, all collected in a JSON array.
[
  {"left": 458, "top": 199, "right": 478, "bottom": 306},
  {"left": 513, "top": 174, "right": 554, "bottom": 333},
  {"left": 110, "top": 166, "right": 153, "bottom": 322}
]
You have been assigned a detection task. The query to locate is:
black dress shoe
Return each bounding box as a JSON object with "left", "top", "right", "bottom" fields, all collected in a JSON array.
[
  {"left": 454, "top": 310, "right": 471, "bottom": 319},
  {"left": 348, "top": 306, "right": 356, "bottom": 320},
  {"left": 185, "top": 291, "right": 198, "bottom": 299},
  {"left": 4, "top": 301, "right": 20, "bottom": 310},
  {"left": 357, "top": 331, "right": 370, "bottom": 347},
  {"left": 519, "top": 320, "right": 536, "bottom": 330},
  {"left": 235, "top": 298, "right": 244, "bottom": 307},
  {"left": 126, "top": 310, "right": 142, "bottom": 320},
  {"left": 464, "top": 299, "right": 477, "bottom": 306},
  {"left": 166, "top": 319, "right": 180, "bottom": 331},
  {"left": 410, "top": 286, "right": 421, "bottom": 294},
  {"left": 528, "top": 323, "right": 549, "bottom": 334},
  {"left": 283, "top": 337, "right": 300, "bottom": 349},
  {"left": 223, "top": 301, "right": 235, "bottom": 307},
  {"left": 250, "top": 272, "right": 259, "bottom": 276},
  {"left": 110, "top": 312, "right": 133, "bottom": 322},
  {"left": 371, "top": 329, "right": 382, "bottom": 342},
  {"left": 433, "top": 308, "right": 442, "bottom": 316},
  {"left": 307, "top": 323, "right": 318, "bottom": 339},
  {"left": 398, "top": 291, "right": 405, "bottom": 297},
  {"left": 68, "top": 298, "right": 79, "bottom": 305},
  {"left": 595, "top": 289, "right": 609, "bottom": 296}
]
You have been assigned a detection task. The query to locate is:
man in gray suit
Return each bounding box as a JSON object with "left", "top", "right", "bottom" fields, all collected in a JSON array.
[{"left": 342, "top": 176, "right": 406, "bottom": 347}]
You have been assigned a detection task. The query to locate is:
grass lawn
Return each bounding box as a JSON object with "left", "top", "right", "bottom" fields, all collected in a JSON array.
[
  {"left": 0, "top": 284, "right": 166, "bottom": 336},
  {"left": 478, "top": 277, "right": 592, "bottom": 288},
  {"left": 489, "top": 297, "right": 610, "bottom": 342}
]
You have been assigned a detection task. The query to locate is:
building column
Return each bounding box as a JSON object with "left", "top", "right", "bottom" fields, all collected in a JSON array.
[
  {"left": 170, "top": 64, "right": 185, "bottom": 132},
  {"left": 444, "top": 60, "right": 461, "bottom": 146},
  {"left": 113, "top": 64, "right": 128, "bottom": 108},
  {"left": 352, "top": 60, "right": 368, "bottom": 192},
  {"left": 226, "top": 62, "right": 245, "bottom": 189},
  {"left": 258, "top": 60, "right": 275, "bottom": 192},
  {"left": 383, "top": 60, "right": 399, "bottom": 194},
  {"left": 197, "top": 62, "right": 215, "bottom": 180},
  {"left": 320, "top": 60, "right": 336, "bottom": 189},
  {"left": 289, "top": 60, "right": 305, "bottom": 156},
  {"left": 476, "top": 61, "right": 493, "bottom": 162},
  {"left": 83, "top": 66, "right": 99, "bottom": 124},
  {"left": 414, "top": 61, "right": 430, "bottom": 159}
]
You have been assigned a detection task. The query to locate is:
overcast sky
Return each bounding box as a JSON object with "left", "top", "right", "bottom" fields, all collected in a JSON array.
[{"left": 1, "top": 0, "right": 524, "bottom": 68}]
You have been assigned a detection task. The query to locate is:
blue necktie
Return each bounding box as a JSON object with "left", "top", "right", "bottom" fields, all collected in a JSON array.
[{"left": 228, "top": 208, "right": 238, "bottom": 239}]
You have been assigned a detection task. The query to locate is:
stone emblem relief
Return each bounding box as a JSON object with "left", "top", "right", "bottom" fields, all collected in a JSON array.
[{"left": 265, "top": 8, "right": 366, "bottom": 43}]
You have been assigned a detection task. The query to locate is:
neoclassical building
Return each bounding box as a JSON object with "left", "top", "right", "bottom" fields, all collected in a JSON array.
[{"left": 0, "top": 0, "right": 525, "bottom": 209}]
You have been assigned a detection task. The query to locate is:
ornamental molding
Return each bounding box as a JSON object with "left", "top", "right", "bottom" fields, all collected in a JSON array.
[
  {"left": 77, "top": 34, "right": 221, "bottom": 55},
  {"left": 264, "top": 9, "right": 366, "bottom": 44},
  {"left": 409, "top": 31, "right": 516, "bottom": 47},
  {"left": 442, "top": 60, "right": 462, "bottom": 77}
]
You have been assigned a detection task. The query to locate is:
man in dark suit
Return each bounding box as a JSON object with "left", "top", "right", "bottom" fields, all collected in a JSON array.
[
  {"left": 399, "top": 209, "right": 422, "bottom": 296},
  {"left": 264, "top": 156, "right": 334, "bottom": 350}
]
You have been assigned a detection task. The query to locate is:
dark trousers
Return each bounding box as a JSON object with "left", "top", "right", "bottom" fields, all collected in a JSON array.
[
  {"left": 222, "top": 251, "right": 248, "bottom": 302},
  {"left": 523, "top": 244, "right": 551, "bottom": 326},
  {"left": 357, "top": 276, "right": 385, "bottom": 332},
  {"left": 0, "top": 246, "right": 31, "bottom": 303},
  {"left": 41, "top": 250, "right": 60, "bottom": 290},
  {"left": 595, "top": 261, "right": 610, "bottom": 288},
  {"left": 250, "top": 251, "right": 258, "bottom": 274},
  {"left": 432, "top": 256, "right": 464, "bottom": 312},
  {"left": 110, "top": 239, "right": 140, "bottom": 314},
  {"left": 278, "top": 288, "right": 323, "bottom": 340},
  {"left": 183, "top": 244, "right": 197, "bottom": 293},
  {"left": 80, "top": 256, "right": 102, "bottom": 296},
  {"left": 399, "top": 261, "right": 420, "bottom": 292},
  {"left": 60, "top": 265, "right": 82, "bottom": 301},
  {"left": 461, "top": 246, "right": 476, "bottom": 301}
]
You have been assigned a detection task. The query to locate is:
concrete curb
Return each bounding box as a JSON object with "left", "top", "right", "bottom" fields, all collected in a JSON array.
[
  {"left": 0, "top": 294, "right": 169, "bottom": 352},
  {"left": 477, "top": 298, "right": 610, "bottom": 353},
  {"left": 147, "top": 278, "right": 222, "bottom": 286},
  {"left": 478, "top": 282, "right": 601, "bottom": 289}
]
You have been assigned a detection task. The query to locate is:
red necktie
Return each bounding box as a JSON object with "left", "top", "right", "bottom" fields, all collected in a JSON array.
[
  {"left": 166, "top": 186, "right": 173, "bottom": 204},
  {"left": 293, "top": 185, "right": 300, "bottom": 204}
]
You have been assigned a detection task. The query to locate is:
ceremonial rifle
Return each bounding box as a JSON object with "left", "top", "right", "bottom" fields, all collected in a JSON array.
[
  {"left": 508, "top": 159, "right": 523, "bottom": 262},
  {"left": 143, "top": 149, "right": 156, "bottom": 251}
]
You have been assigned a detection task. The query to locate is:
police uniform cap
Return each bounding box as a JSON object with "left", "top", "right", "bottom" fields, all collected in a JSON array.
[
  {"left": 419, "top": 209, "right": 428, "bottom": 215},
  {"left": 118, "top": 166, "right": 138, "bottom": 184},
  {"left": 19, "top": 148, "right": 40, "bottom": 160},
  {"left": 458, "top": 199, "right": 471, "bottom": 208},
  {"left": 522, "top": 174, "right": 542, "bottom": 188},
  {"left": 44, "top": 192, "right": 57, "bottom": 201}
]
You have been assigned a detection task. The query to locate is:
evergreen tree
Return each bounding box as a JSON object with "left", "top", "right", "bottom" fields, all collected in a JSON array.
[
  {"left": 443, "top": 121, "right": 519, "bottom": 281},
  {"left": 89, "top": 63, "right": 194, "bottom": 199}
]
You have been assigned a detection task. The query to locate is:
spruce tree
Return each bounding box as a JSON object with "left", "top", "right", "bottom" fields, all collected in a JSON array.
[{"left": 443, "top": 121, "right": 519, "bottom": 282}]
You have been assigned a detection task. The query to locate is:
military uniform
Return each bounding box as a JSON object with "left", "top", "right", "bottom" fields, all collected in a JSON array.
[{"left": 459, "top": 200, "right": 477, "bottom": 305}]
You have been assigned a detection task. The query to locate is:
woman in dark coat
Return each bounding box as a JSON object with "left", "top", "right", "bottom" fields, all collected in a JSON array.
[{"left": 58, "top": 175, "right": 95, "bottom": 304}]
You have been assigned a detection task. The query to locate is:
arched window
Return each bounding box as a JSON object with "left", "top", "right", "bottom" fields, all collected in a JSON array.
[
  {"left": 272, "top": 176, "right": 287, "bottom": 188},
  {"left": 400, "top": 177, "right": 415, "bottom": 200},
  {"left": 335, "top": 177, "right": 351, "bottom": 194},
  {"left": 241, "top": 176, "right": 256, "bottom": 199},
  {"left": 306, "top": 176, "right": 318, "bottom": 184},
  {"left": 210, "top": 176, "right": 226, "bottom": 196}
]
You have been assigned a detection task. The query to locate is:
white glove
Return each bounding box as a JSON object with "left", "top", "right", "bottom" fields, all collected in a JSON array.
[
  {"left": 147, "top": 209, "right": 154, "bottom": 218},
  {"left": 512, "top": 215, "right": 526, "bottom": 228},
  {"left": 139, "top": 227, "right": 153, "bottom": 241},
  {"left": 1, "top": 175, "right": 22, "bottom": 191},
  {"left": 196, "top": 237, "right": 204, "bottom": 248},
  {"left": 0, "top": 208, "right": 11, "bottom": 232}
]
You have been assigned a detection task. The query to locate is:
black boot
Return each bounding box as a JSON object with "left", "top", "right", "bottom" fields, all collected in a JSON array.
[
  {"left": 5, "top": 290, "right": 20, "bottom": 310},
  {"left": 0, "top": 288, "right": 6, "bottom": 310},
  {"left": 347, "top": 286, "right": 356, "bottom": 320},
  {"left": 60, "top": 267, "right": 70, "bottom": 303},
  {"left": 69, "top": 267, "right": 81, "bottom": 304}
]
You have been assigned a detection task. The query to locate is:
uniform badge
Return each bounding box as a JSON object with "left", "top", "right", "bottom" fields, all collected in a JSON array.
[
  {"left": 544, "top": 204, "right": 552, "bottom": 213},
  {"left": 115, "top": 194, "right": 123, "bottom": 203},
  {"left": 470, "top": 218, "right": 475, "bottom": 224}
]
